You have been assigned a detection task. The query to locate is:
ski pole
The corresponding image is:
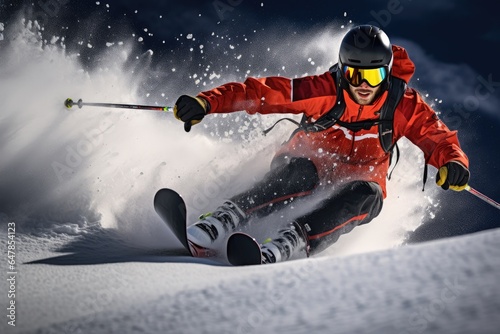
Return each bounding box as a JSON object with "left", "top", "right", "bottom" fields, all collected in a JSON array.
[
  {"left": 465, "top": 185, "right": 500, "bottom": 210},
  {"left": 64, "top": 98, "right": 174, "bottom": 112}
]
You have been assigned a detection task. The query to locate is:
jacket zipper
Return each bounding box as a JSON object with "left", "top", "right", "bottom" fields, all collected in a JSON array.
[
  {"left": 356, "top": 105, "right": 364, "bottom": 121},
  {"left": 349, "top": 105, "right": 364, "bottom": 156}
]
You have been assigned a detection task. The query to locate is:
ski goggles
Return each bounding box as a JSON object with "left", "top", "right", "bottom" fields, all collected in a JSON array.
[{"left": 342, "top": 65, "right": 388, "bottom": 87}]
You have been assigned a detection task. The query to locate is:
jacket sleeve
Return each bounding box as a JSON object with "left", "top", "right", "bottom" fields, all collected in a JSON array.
[
  {"left": 394, "top": 88, "right": 469, "bottom": 169},
  {"left": 197, "top": 73, "right": 337, "bottom": 119}
]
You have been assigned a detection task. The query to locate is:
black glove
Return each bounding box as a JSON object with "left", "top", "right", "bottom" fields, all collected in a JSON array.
[
  {"left": 174, "top": 95, "right": 209, "bottom": 132},
  {"left": 436, "top": 161, "right": 470, "bottom": 191}
]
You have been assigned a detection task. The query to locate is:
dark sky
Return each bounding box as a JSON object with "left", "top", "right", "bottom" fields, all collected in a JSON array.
[
  {"left": 2, "top": 0, "right": 499, "bottom": 76},
  {"left": 1, "top": 0, "right": 499, "bottom": 240}
]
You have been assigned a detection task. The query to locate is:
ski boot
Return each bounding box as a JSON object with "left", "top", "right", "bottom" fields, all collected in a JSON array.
[
  {"left": 187, "top": 200, "right": 247, "bottom": 256},
  {"left": 261, "top": 221, "right": 310, "bottom": 264}
]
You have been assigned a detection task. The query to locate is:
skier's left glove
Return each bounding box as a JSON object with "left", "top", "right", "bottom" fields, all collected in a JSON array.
[
  {"left": 174, "top": 95, "right": 209, "bottom": 132},
  {"left": 436, "top": 161, "right": 470, "bottom": 191}
]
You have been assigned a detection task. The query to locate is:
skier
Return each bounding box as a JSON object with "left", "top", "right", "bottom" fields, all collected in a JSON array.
[{"left": 173, "top": 25, "right": 470, "bottom": 264}]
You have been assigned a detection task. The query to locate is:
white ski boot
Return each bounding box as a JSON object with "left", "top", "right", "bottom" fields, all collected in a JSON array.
[
  {"left": 261, "top": 221, "right": 310, "bottom": 264},
  {"left": 187, "top": 200, "right": 247, "bottom": 255}
]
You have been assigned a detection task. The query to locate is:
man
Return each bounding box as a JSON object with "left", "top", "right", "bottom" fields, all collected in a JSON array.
[{"left": 174, "top": 25, "right": 470, "bottom": 264}]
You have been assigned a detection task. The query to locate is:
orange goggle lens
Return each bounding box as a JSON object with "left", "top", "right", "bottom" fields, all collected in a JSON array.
[{"left": 342, "top": 66, "right": 388, "bottom": 87}]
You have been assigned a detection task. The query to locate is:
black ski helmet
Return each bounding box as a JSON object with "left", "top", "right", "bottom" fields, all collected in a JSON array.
[{"left": 338, "top": 25, "right": 393, "bottom": 90}]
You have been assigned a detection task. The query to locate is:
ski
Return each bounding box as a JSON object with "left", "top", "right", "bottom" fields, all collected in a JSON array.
[
  {"left": 154, "top": 188, "right": 262, "bottom": 264},
  {"left": 153, "top": 188, "right": 215, "bottom": 258},
  {"left": 227, "top": 232, "right": 262, "bottom": 266}
]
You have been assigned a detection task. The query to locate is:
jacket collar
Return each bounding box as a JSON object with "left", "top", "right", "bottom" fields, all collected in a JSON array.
[{"left": 343, "top": 89, "right": 390, "bottom": 117}]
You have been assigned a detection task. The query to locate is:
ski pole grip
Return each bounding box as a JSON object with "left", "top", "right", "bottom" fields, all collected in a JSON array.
[
  {"left": 64, "top": 98, "right": 84, "bottom": 109},
  {"left": 64, "top": 98, "right": 74, "bottom": 109}
]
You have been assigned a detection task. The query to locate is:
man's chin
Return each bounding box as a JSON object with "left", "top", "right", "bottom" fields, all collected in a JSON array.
[
  {"left": 349, "top": 84, "right": 382, "bottom": 105},
  {"left": 354, "top": 95, "right": 373, "bottom": 105}
]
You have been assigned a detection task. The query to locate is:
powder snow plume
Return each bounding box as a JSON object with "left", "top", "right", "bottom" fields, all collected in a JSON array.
[{"left": 0, "top": 10, "right": 439, "bottom": 256}]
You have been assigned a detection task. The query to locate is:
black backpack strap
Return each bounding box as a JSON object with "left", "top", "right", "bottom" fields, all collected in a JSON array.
[
  {"left": 302, "top": 64, "right": 345, "bottom": 131},
  {"left": 262, "top": 117, "right": 302, "bottom": 135},
  {"left": 379, "top": 77, "right": 407, "bottom": 153},
  {"left": 422, "top": 163, "right": 428, "bottom": 191}
]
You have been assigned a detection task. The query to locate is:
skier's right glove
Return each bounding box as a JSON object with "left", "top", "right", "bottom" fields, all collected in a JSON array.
[
  {"left": 436, "top": 161, "right": 470, "bottom": 191},
  {"left": 174, "top": 95, "right": 209, "bottom": 132}
]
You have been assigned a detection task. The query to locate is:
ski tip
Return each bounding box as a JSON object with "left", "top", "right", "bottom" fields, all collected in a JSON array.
[
  {"left": 227, "top": 233, "right": 262, "bottom": 266},
  {"left": 153, "top": 188, "right": 183, "bottom": 207}
]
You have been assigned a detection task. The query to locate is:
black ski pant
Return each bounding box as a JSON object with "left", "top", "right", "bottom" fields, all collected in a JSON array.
[{"left": 231, "top": 156, "right": 383, "bottom": 256}]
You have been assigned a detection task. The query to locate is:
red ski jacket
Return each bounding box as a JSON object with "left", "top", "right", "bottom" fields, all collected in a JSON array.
[{"left": 198, "top": 45, "right": 469, "bottom": 197}]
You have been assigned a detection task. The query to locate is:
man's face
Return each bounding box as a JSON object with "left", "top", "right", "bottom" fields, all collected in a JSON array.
[{"left": 348, "top": 81, "right": 382, "bottom": 105}]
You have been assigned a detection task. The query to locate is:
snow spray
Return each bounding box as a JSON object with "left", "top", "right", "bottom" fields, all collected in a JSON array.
[{"left": 0, "top": 9, "right": 439, "bottom": 256}]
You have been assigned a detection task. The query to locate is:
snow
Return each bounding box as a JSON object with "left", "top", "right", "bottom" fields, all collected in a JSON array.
[
  {"left": 1, "top": 227, "right": 499, "bottom": 333},
  {"left": 0, "top": 7, "right": 498, "bottom": 334}
]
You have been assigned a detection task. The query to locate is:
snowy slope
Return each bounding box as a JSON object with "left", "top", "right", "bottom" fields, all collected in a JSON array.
[{"left": 1, "top": 227, "right": 499, "bottom": 334}]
